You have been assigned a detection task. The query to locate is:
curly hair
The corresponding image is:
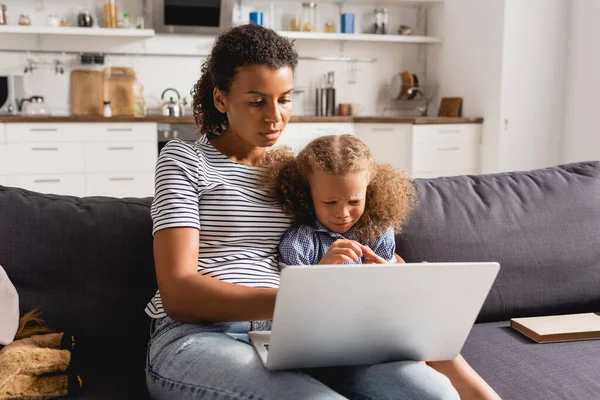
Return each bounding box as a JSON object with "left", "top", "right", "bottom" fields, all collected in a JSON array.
[
  {"left": 191, "top": 24, "right": 298, "bottom": 139},
  {"left": 264, "top": 135, "right": 418, "bottom": 245}
]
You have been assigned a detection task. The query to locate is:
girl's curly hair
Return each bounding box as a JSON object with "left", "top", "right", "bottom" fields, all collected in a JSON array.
[
  {"left": 191, "top": 24, "right": 298, "bottom": 139},
  {"left": 264, "top": 134, "right": 418, "bottom": 245}
]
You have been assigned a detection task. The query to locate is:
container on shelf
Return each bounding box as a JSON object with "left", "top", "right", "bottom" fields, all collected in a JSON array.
[{"left": 301, "top": 3, "right": 316, "bottom": 32}]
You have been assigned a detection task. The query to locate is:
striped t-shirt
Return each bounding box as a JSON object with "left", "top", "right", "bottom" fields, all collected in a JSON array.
[{"left": 145, "top": 135, "right": 292, "bottom": 319}]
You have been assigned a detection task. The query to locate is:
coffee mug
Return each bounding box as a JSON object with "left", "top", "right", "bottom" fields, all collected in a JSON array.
[
  {"left": 350, "top": 103, "right": 362, "bottom": 116},
  {"left": 338, "top": 103, "right": 352, "bottom": 116}
]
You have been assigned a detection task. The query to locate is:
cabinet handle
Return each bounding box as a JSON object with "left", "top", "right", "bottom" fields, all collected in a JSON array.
[
  {"left": 438, "top": 129, "right": 461, "bottom": 134},
  {"left": 107, "top": 146, "right": 134, "bottom": 151},
  {"left": 109, "top": 177, "right": 135, "bottom": 181},
  {"left": 33, "top": 179, "right": 60, "bottom": 183},
  {"left": 371, "top": 127, "right": 394, "bottom": 132},
  {"left": 31, "top": 147, "right": 59, "bottom": 151},
  {"left": 29, "top": 128, "right": 58, "bottom": 132},
  {"left": 437, "top": 146, "right": 460, "bottom": 152},
  {"left": 106, "top": 128, "right": 133, "bottom": 132}
]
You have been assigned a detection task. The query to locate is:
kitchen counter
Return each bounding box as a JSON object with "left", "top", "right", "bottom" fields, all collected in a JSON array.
[{"left": 0, "top": 115, "right": 484, "bottom": 124}]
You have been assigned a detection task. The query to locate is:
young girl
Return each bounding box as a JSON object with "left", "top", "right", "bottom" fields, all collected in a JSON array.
[
  {"left": 266, "top": 134, "right": 501, "bottom": 400},
  {"left": 266, "top": 134, "right": 417, "bottom": 267}
]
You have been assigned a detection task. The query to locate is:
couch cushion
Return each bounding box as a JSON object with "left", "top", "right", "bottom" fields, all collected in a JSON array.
[
  {"left": 463, "top": 321, "right": 600, "bottom": 400},
  {"left": 395, "top": 161, "right": 600, "bottom": 322},
  {"left": 0, "top": 186, "right": 156, "bottom": 397}
]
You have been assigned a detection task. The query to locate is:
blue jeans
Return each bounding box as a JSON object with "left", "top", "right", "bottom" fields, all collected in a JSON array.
[{"left": 146, "top": 317, "right": 459, "bottom": 400}]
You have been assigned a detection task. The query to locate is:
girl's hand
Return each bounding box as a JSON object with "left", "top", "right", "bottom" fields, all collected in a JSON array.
[
  {"left": 361, "top": 246, "right": 387, "bottom": 264},
  {"left": 319, "top": 239, "right": 365, "bottom": 265},
  {"left": 319, "top": 240, "right": 388, "bottom": 265}
]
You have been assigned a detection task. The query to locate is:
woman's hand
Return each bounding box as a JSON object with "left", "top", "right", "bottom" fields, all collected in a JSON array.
[{"left": 319, "top": 239, "right": 387, "bottom": 265}]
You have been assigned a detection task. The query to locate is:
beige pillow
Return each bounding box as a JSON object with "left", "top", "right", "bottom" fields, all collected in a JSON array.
[{"left": 0, "top": 265, "right": 19, "bottom": 345}]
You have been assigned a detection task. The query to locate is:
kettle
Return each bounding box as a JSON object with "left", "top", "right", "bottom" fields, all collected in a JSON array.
[
  {"left": 19, "top": 96, "right": 51, "bottom": 116},
  {"left": 161, "top": 88, "right": 187, "bottom": 117}
]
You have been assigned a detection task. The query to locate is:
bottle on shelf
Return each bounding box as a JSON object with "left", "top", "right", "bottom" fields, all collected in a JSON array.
[
  {"left": 301, "top": 3, "right": 316, "bottom": 32},
  {"left": 103, "top": 0, "right": 117, "bottom": 28}
]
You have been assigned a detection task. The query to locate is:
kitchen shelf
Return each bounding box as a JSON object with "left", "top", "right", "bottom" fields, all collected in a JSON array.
[
  {"left": 0, "top": 25, "right": 155, "bottom": 38},
  {"left": 278, "top": 31, "right": 441, "bottom": 44},
  {"left": 271, "top": 0, "right": 442, "bottom": 5}
]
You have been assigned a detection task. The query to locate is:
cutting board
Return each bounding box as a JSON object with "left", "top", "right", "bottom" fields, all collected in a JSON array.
[
  {"left": 104, "top": 67, "right": 136, "bottom": 117},
  {"left": 70, "top": 70, "right": 104, "bottom": 116}
]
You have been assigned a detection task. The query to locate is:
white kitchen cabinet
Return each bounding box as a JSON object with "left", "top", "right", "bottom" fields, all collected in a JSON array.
[
  {"left": 4, "top": 122, "right": 157, "bottom": 197},
  {"left": 355, "top": 124, "right": 412, "bottom": 171},
  {"left": 7, "top": 174, "right": 86, "bottom": 197},
  {"left": 355, "top": 123, "right": 481, "bottom": 178},
  {"left": 277, "top": 123, "right": 354, "bottom": 153},
  {"left": 5, "top": 124, "right": 81, "bottom": 143},
  {"left": 7, "top": 143, "right": 86, "bottom": 175},
  {"left": 275, "top": 123, "right": 304, "bottom": 151},
  {"left": 85, "top": 172, "right": 155, "bottom": 198},
  {"left": 411, "top": 124, "right": 480, "bottom": 177},
  {"left": 85, "top": 123, "right": 157, "bottom": 143},
  {"left": 85, "top": 142, "right": 157, "bottom": 173}
]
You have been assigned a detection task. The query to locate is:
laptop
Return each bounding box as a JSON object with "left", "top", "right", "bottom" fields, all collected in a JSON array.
[{"left": 249, "top": 262, "right": 500, "bottom": 370}]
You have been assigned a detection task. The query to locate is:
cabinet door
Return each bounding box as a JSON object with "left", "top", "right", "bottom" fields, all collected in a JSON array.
[
  {"left": 5, "top": 123, "right": 81, "bottom": 143},
  {"left": 85, "top": 142, "right": 157, "bottom": 173},
  {"left": 86, "top": 123, "right": 157, "bottom": 142},
  {"left": 354, "top": 124, "right": 412, "bottom": 172},
  {"left": 412, "top": 124, "right": 481, "bottom": 175},
  {"left": 7, "top": 142, "right": 86, "bottom": 174},
  {"left": 86, "top": 172, "right": 155, "bottom": 198},
  {"left": 274, "top": 123, "right": 303, "bottom": 151},
  {"left": 8, "top": 174, "right": 86, "bottom": 196},
  {"left": 296, "top": 123, "right": 354, "bottom": 151}
]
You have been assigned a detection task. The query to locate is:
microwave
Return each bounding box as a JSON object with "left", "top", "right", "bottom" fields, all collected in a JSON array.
[
  {"left": 0, "top": 75, "right": 25, "bottom": 115},
  {"left": 149, "top": 0, "right": 234, "bottom": 35}
]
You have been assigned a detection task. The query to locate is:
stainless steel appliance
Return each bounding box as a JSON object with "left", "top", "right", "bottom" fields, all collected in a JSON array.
[
  {"left": 157, "top": 123, "right": 199, "bottom": 153},
  {"left": 0, "top": 75, "right": 25, "bottom": 114},
  {"left": 148, "top": 0, "right": 234, "bottom": 35}
]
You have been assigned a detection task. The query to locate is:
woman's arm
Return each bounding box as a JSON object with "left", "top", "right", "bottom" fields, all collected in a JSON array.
[{"left": 154, "top": 227, "right": 277, "bottom": 323}]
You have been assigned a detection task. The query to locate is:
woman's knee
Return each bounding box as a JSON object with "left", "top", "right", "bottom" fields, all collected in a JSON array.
[
  {"left": 398, "top": 362, "right": 460, "bottom": 400},
  {"left": 324, "top": 361, "right": 460, "bottom": 400}
]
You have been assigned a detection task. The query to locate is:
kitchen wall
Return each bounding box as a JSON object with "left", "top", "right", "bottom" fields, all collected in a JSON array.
[
  {"left": 0, "top": 0, "right": 430, "bottom": 117},
  {"left": 561, "top": 0, "right": 600, "bottom": 164},
  {"left": 426, "top": 0, "right": 506, "bottom": 174},
  {"left": 498, "top": 0, "right": 568, "bottom": 172},
  {"left": 427, "top": 0, "right": 569, "bottom": 173}
]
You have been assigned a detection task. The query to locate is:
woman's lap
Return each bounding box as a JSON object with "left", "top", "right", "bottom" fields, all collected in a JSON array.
[{"left": 146, "top": 318, "right": 459, "bottom": 400}]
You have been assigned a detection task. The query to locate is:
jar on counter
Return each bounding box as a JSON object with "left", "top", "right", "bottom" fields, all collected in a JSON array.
[
  {"left": 18, "top": 14, "right": 31, "bottom": 26},
  {"left": 301, "top": 3, "right": 316, "bottom": 32}
]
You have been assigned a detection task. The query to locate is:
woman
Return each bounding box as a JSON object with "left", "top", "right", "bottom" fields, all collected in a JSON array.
[{"left": 145, "top": 24, "right": 498, "bottom": 400}]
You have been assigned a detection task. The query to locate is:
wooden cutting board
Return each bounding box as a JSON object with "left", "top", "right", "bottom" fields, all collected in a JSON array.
[
  {"left": 104, "top": 67, "right": 136, "bottom": 117},
  {"left": 70, "top": 70, "right": 104, "bottom": 116}
]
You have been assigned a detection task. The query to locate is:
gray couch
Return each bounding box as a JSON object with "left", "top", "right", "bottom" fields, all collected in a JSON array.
[{"left": 1, "top": 161, "right": 599, "bottom": 399}]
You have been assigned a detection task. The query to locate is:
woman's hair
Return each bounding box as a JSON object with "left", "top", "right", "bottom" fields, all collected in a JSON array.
[
  {"left": 191, "top": 24, "right": 298, "bottom": 138},
  {"left": 264, "top": 134, "right": 418, "bottom": 244}
]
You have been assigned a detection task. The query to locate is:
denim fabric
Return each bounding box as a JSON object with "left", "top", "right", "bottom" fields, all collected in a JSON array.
[{"left": 146, "top": 317, "right": 459, "bottom": 400}]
